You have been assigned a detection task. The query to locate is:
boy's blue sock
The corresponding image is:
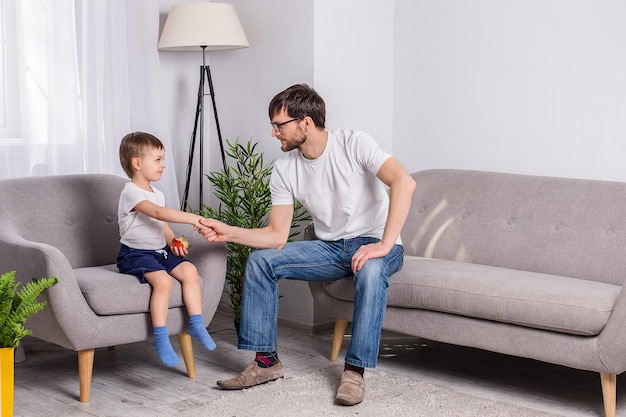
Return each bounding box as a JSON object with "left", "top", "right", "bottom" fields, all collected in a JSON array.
[
  {"left": 153, "top": 326, "right": 179, "bottom": 366},
  {"left": 188, "top": 314, "right": 216, "bottom": 351}
]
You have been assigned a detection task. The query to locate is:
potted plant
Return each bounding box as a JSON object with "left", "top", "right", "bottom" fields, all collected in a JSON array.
[
  {"left": 200, "top": 139, "right": 310, "bottom": 330},
  {"left": 0, "top": 270, "right": 58, "bottom": 417}
]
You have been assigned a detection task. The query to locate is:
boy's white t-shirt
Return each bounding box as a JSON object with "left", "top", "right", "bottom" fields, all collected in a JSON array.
[
  {"left": 118, "top": 182, "right": 167, "bottom": 249},
  {"left": 270, "top": 128, "right": 400, "bottom": 244}
]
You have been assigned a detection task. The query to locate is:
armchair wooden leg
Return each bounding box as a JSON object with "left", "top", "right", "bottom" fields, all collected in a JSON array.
[
  {"left": 78, "top": 349, "right": 94, "bottom": 402},
  {"left": 600, "top": 372, "right": 616, "bottom": 417},
  {"left": 330, "top": 318, "right": 349, "bottom": 362},
  {"left": 177, "top": 332, "right": 196, "bottom": 379}
]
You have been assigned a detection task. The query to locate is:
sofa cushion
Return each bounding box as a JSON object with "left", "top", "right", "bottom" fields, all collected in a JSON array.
[
  {"left": 322, "top": 256, "right": 621, "bottom": 336},
  {"left": 75, "top": 264, "right": 189, "bottom": 315}
]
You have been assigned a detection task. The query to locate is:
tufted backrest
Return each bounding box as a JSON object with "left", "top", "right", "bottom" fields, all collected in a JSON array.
[
  {"left": 0, "top": 174, "right": 127, "bottom": 268},
  {"left": 402, "top": 169, "right": 626, "bottom": 286}
]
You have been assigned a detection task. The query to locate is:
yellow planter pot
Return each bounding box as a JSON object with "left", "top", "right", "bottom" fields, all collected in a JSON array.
[{"left": 0, "top": 347, "right": 15, "bottom": 417}]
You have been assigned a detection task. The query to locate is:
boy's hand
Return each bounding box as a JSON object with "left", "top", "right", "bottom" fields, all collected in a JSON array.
[{"left": 171, "top": 236, "right": 190, "bottom": 257}]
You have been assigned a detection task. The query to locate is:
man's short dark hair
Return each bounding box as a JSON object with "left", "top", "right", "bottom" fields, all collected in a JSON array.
[{"left": 269, "top": 84, "right": 326, "bottom": 129}]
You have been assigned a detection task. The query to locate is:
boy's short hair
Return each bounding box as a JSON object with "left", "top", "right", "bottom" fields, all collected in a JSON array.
[{"left": 119, "top": 132, "right": 164, "bottom": 178}]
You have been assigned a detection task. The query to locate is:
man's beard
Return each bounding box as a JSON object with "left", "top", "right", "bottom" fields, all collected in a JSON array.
[{"left": 282, "top": 133, "right": 307, "bottom": 152}]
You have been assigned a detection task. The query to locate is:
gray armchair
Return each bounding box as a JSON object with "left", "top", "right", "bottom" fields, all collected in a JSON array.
[{"left": 0, "top": 174, "right": 226, "bottom": 402}]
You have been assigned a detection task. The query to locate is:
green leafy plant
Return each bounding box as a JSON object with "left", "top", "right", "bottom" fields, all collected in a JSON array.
[
  {"left": 200, "top": 139, "right": 310, "bottom": 327},
  {"left": 0, "top": 270, "right": 58, "bottom": 348}
]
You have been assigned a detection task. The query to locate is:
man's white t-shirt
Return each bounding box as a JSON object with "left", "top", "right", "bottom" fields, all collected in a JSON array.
[
  {"left": 118, "top": 182, "right": 167, "bottom": 249},
  {"left": 270, "top": 128, "right": 400, "bottom": 244}
]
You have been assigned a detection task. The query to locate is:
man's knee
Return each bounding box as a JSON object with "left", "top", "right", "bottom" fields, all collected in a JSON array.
[
  {"left": 353, "top": 259, "right": 388, "bottom": 288},
  {"left": 246, "top": 249, "right": 270, "bottom": 269},
  {"left": 245, "top": 249, "right": 278, "bottom": 281}
]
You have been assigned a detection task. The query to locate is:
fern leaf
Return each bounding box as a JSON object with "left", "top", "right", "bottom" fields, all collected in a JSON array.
[{"left": 0, "top": 272, "right": 58, "bottom": 348}]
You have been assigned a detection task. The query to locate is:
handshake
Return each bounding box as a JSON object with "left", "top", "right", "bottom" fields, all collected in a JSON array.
[
  {"left": 170, "top": 218, "right": 225, "bottom": 258},
  {"left": 195, "top": 217, "right": 223, "bottom": 243}
]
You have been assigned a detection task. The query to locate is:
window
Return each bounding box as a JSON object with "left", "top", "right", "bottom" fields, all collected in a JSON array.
[
  {"left": 0, "top": 0, "right": 6, "bottom": 129},
  {"left": 0, "top": 0, "right": 19, "bottom": 140}
]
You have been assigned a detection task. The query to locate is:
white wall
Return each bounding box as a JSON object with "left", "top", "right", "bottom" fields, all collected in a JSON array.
[
  {"left": 394, "top": 0, "right": 626, "bottom": 182},
  {"left": 166, "top": 0, "right": 626, "bottom": 186},
  {"left": 158, "top": 0, "right": 314, "bottom": 208},
  {"left": 314, "top": 1, "right": 395, "bottom": 151}
]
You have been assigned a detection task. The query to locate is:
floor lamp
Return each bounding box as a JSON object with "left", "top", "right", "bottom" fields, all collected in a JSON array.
[{"left": 158, "top": 3, "right": 249, "bottom": 210}]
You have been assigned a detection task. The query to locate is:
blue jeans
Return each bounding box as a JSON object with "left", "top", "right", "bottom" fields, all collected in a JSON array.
[{"left": 238, "top": 237, "right": 404, "bottom": 368}]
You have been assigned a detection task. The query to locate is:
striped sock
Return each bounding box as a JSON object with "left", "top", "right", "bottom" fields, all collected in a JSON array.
[
  {"left": 344, "top": 363, "right": 364, "bottom": 376},
  {"left": 255, "top": 351, "right": 279, "bottom": 368}
]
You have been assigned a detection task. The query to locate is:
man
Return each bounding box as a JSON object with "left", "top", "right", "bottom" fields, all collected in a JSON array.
[{"left": 199, "top": 84, "right": 416, "bottom": 405}]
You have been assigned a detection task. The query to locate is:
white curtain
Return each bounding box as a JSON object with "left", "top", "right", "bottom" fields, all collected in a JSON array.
[{"left": 7, "top": 0, "right": 179, "bottom": 206}]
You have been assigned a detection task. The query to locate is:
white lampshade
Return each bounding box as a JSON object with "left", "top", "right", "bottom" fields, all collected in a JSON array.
[{"left": 158, "top": 3, "right": 249, "bottom": 51}]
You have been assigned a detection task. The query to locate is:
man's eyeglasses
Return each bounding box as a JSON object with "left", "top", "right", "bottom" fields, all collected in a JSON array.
[{"left": 270, "top": 118, "right": 300, "bottom": 132}]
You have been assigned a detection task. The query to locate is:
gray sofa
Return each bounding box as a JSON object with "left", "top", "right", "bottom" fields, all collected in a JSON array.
[
  {"left": 309, "top": 169, "right": 626, "bottom": 417},
  {"left": 0, "top": 174, "right": 227, "bottom": 401}
]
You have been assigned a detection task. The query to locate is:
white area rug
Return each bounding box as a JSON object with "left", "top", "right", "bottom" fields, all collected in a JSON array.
[{"left": 159, "top": 364, "right": 565, "bottom": 417}]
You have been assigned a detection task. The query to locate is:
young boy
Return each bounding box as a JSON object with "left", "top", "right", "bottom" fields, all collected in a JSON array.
[{"left": 116, "top": 131, "right": 215, "bottom": 366}]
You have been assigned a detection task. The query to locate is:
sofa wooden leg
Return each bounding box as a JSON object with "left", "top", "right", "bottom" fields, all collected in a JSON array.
[
  {"left": 177, "top": 332, "right": 196, "bottom": 379},
  {"left": 330, "top": 319, "right": 349, "bottom": 362},
  {"left": 600, "top": 372, "right": 616, "bottom": 417},
  {"left": 78, "top": 348, "right": 94, "bottom": 402}
]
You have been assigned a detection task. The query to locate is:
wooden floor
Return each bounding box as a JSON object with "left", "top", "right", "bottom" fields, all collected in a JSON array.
[{"left": 12, "top": 311, "right": 625, "bottom": 417}]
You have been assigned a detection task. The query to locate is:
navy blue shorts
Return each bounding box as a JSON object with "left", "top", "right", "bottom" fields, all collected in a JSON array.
[{"left": 117, "top": 244, "right": 190, "bottom": 283}]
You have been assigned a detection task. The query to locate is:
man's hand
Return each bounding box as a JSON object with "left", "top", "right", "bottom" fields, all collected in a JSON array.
[
  {"left": 197, "top": 218, "right": 226, "bottom": 242},
  {"left": 351, "top": 241, "right": 392, "bottom": 273}
]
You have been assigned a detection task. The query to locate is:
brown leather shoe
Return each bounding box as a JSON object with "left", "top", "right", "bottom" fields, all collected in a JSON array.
[
  {"left": 335, "top": 370, "right": 365, "bottom": 405},
  {"left": 217, "top": 360, "right": 284, "bottom": 390}
]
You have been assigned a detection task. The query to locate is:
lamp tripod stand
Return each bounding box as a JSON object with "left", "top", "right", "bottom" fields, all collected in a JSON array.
[{"left": 181, "top": 46, "right": 228, "bottom": 211}]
